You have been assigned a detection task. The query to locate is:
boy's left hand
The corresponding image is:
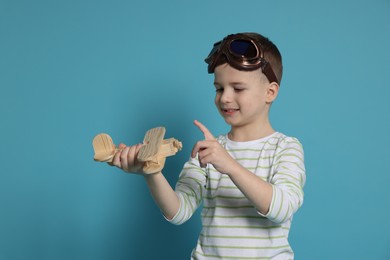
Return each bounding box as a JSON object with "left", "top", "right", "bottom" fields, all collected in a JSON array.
[{"left": 191, "top": 120, "right": 237, "bottom": 174}]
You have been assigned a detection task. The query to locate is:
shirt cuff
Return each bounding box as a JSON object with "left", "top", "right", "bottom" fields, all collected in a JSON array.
[{"left": 163, "top": 194, "right": 183, "bottom": 225}]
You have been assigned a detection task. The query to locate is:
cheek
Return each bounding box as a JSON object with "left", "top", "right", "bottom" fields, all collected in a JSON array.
[
  {"left": 240, "top": 92, "right": 263, "bottom": 110},
  {"left": 248, "top": 90, "right": 265, "bottom": 102}
]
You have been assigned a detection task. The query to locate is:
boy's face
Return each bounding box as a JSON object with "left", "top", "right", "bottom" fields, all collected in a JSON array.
[{"left": 213, "top": 63, "right": 277, "bottom": 129}]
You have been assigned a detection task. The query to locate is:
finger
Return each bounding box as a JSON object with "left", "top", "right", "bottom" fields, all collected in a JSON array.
[
  {"left": 111, "top": 147, "right": 123, "bottom": 167},
  {"left": 127, "top": 145, "right": 138, "bottom": 167},
  {"left": 191, "top": 142, "right": 199, "bottom": 158},
  {"left": 194, "top": 120, "right": 216, "bottom": 141},
  {"left": 197, "top": 151, "right": 209, "bottom": 167},
  {"left": 191, "top": 140, "right": 208, "bottom": 158},
  {"left": 198, "top": 146, "right": 213, "bottom": 159},
  {"left": 109, "top": 143, "right": 126, "bottom": 166},
  {"left": 120, "top": 147, "right": 130, "bottom": 171},
  {"left": 198, "top": 149, "right": 213, "bottom": 168},
  {"left": 134, "top": 143, "right": 144, "bottom": 172}
]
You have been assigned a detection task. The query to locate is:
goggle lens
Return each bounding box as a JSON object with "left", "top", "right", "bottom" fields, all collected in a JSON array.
[{"left": 229, "top": 40, "right": 258, "bottom": 59}]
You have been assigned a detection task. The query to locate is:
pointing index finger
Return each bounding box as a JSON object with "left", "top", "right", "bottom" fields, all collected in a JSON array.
[{"left": 194, "top": 120, "right": 216, "bottom": 141}]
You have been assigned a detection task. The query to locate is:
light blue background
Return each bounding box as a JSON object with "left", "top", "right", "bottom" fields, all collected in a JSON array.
[{"left": 1, "top": 1, "right": 389, "bottom": 259}]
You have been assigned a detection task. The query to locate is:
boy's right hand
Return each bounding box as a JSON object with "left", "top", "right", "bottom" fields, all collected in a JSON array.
[{"left": 110, "top": 143, "right": 144, "bottom": 174}]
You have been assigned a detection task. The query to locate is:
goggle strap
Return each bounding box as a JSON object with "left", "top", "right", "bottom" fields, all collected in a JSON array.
[{"left": 262, "top": 62, "right": 278, "bottom": 84}]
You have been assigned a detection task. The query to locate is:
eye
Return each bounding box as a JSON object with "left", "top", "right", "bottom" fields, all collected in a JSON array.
[
  {"left": 215, "top": 87, "right": 224, "bottom": 93},
  {"left": 232, "top": 84, "right": 245, "bottom": 92}
]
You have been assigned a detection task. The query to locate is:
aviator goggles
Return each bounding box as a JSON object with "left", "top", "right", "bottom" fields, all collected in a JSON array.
[{"left": 205, "top": 34, "right": 279, "bottom": 84}]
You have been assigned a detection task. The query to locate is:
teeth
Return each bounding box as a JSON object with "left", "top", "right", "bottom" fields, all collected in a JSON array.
[{"left": 223, "top": 109, "right": 239, "bottom": 114}]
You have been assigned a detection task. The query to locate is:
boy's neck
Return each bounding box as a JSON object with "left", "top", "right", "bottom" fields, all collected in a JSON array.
[{"left": 228, "top": 121, "right": 275, "bottom": 142}]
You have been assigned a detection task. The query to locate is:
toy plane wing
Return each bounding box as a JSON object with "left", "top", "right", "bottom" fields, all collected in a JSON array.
[
  {"left": 137, "top": 127, "right": 166, "bottom": 163},
  {"left": 92, "top": 133, "right": 117, "bottom": 162}
]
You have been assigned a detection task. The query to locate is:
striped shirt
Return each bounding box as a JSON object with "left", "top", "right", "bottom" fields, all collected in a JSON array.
[{"left": 168, "top": 132, "right": 306, "bottom": 259}]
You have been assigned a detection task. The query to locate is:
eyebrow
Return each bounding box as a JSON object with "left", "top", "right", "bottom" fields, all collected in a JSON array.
[{"left": 214, "top": 81, "right": 246, "bottom": 86}]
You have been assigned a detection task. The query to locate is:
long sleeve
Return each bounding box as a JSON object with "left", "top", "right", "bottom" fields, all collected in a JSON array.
[
  {"left": 167, "top": 156, "right": 207, "bottom": 225},
  {"left": 261, "top": 137, "right": 306, "bottom": 224}
]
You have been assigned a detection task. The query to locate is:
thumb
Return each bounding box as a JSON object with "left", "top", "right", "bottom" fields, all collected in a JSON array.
[{"left": 194, "top": 120, "right": 216, "bottom": 141}]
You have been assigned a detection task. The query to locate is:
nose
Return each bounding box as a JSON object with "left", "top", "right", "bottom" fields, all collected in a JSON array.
[{"left": 220, "top": 89, "right": 233, "bottom": 103}]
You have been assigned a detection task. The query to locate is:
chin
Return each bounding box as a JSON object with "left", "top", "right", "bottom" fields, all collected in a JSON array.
[{"left": 223, "top": 118, "right": 240, "bottom": 127}]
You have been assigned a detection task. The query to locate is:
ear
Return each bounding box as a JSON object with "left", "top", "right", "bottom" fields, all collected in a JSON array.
[{"left": 266, "top": 82, "right": 279, "bottom": 104}]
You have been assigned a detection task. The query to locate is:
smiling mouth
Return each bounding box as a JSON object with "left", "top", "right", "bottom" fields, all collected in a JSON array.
[{"left": 222, "top": 108, "right": 239, "bottom": 115}]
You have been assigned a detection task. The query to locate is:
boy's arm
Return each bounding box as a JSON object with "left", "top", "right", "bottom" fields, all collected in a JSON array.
[
  {"left": 224, "top": 164, "right": 273, "bottom": 215},
  {"left": 192, "top": 121, "right": 305, "bottom": 222},
  {"left": 192, "top": 120, "right": 273, "bottom": 215},
  {"left": 143, "top": 172, "right": 180, "bottom": 220},
  {"left": 223, "top": 148, "right": 304, "bottom": 222},
  {"left": 193, "top": 140, "right": 273, "bottom": 215},
  {"left": 111, "top": 144, "right": 180, "bottom": 220}
]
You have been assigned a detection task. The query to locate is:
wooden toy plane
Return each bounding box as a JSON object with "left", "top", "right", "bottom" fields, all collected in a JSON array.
[{"left": 92, "top": 127, "right": 182, "bottom": 174}]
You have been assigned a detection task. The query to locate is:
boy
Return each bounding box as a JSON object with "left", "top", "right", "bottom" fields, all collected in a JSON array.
[{"left": 112, "top": 32, "right": 306, "bottom": 259}]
